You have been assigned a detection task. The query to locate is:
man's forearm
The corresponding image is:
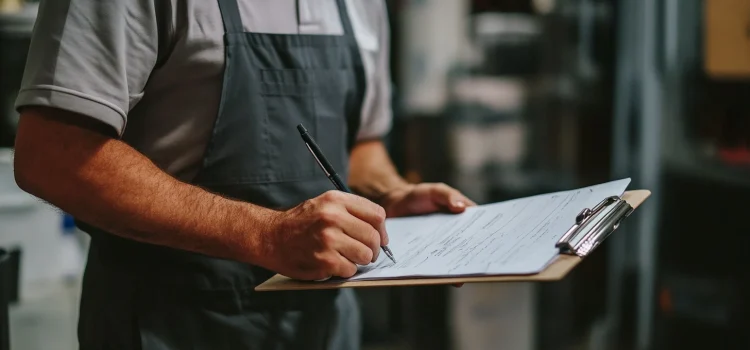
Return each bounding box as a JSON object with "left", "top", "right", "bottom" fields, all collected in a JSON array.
[
  {"left": 14, "top": 108, "right": 273, "bottom": 264},
  {"left": 348, "top": 140, "right": 410, "bottom": 203}
]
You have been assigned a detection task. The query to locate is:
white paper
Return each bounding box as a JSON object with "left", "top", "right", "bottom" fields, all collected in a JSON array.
[{"left": 345, "top": 178, "right": 631, "bottom": 281}]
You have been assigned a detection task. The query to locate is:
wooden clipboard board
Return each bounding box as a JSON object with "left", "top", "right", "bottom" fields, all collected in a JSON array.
[{"left": 256, "top": 190, "right": 651, "bottom": 292}]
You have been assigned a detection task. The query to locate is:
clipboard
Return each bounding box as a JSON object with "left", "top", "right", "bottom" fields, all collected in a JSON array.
[{"left": 256, "top": 189, "right": 651, "bottom": 292}]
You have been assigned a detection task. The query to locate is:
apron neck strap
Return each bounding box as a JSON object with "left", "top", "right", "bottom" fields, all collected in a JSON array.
[
  {"left": 217, "top": 0, "right": 244, "bottom": 34},
  {"left": 335, "top": 0, "right": 356, "bottom": 38}
]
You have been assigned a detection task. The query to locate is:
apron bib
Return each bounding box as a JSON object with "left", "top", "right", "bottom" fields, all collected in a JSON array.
[{"left": 77, "top": 0, "right": 367, "bottom": 349}]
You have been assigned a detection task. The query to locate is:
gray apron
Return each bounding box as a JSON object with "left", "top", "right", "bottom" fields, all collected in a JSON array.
[{"left": 76, "top": 0, "right": 367, "bottom": 348}]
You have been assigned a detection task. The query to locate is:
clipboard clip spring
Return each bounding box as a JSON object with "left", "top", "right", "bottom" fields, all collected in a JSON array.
[{"left": 556, "top": 196, "right": 634, "bottom": 257}]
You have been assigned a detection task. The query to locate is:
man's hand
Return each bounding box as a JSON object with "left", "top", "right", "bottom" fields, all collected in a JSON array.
[
  {"left": 259, "top": 191, "right": 388, "bottom": 281},
  {"left": 379, "top": 183, "right": 477, "bottom": 218}
]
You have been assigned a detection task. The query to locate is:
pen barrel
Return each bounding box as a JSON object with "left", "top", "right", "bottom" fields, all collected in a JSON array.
[
  {"left": 299, "top": 129, "right": 336, "bottom": 175},
  {"left": 330, "top": 173, "right": 351, "bottom": 193}
]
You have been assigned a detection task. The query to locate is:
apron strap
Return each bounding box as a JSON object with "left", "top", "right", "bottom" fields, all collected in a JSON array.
[
  {"left": 335, "top": 0, "right": 356, "bottom": 38},
  {"left": 217, "top": 0, "right": 244, "bottom": 34},
  {"left": 334, "top": 0, "right": 364, "bottom": 150}
]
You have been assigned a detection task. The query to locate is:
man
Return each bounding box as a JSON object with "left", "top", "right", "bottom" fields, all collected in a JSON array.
[{"left": 13, "top": 0, "right": 474, "bottom": 349}]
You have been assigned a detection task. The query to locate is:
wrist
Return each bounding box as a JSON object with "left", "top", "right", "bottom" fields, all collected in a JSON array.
[
  {"left": 365, "top": 178, "right": 409, "bottom": 201},
  {"left": 227, "top": 201, "right": 281, "bottom": 267},
  {"left": 375, "top": 183, "right": 415, "bottom": 216}
]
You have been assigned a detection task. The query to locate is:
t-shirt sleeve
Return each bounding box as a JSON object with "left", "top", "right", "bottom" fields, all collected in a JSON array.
[
  {"left": 356, "top": 1, "right": 393, "bottom": 141},
  {"left": 15, "top": 0, "right": 164, "bottom": 136}
]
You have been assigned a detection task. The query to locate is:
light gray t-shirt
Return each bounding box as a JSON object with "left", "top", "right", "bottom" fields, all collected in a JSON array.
[{"left": 15, "top": 0, "right": 393, "bottom": 182}]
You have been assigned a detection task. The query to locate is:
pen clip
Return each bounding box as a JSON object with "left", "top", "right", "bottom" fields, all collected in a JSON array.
[
  {"left": 306, "top": 143, "right": 330, "bottom": 177},
  {"left": 556, "top": 196, "right": 634, "bottom": 257}
]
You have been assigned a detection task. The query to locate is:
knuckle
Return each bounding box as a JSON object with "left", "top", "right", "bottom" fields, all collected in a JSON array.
[
  {"left": 374, "top": 205, "right": 387, "bottom": 222},
  {"left": 311, "top": 251, "right": 327, "bottom": 266},
  {"left": 322, "top": 190, "right": 343, "bottom": 202},
  {"left": 318, "top": 228, "right": 337, "bottom": 248},
  {"left": 321, "top": 256, "right": 339, "bottom": 271},
  {"left": 320, "top": 191, "right": 334, "bottom": 201},
  {"left": 317, "top": 207, "right": 340, "bottom": 225}
]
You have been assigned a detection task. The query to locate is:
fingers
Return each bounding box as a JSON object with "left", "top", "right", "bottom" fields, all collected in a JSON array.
[
  {"left": 343, "top": 194, "right": 388, "bottom": 245},
  {"left": 429, "top": 183, "right": 476, "bottom": 213},
  {"left": 329, "top": 226, "right": 378, "bottom": 264},
  {"left": 329, "top": 253, "right": 359, "bottom": 278},
  {"left": 324, "top": 191, "right": 385, "bottom": 226},
  {"left": 322, "top": 190, "right": 389, "bottom": 245},
  {"left": 306, "top": 238, "right": 359, "bottom": 280},
  {"left": 334, "top": 213, "right": 381, "bottom": 262}
]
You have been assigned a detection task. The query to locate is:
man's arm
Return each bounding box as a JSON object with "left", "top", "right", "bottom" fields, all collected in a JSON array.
[
  {"left": 14, "top": 107, "right": 386, "bottom": 280},
  {"left": 348, "top": 140, "right": 410, "bottom": 202},
  {"left": 14, "top": 107, "right": 274, "bottom": 263}
]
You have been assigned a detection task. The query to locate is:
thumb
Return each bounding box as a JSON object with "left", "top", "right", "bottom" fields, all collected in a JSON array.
[{"left": 430, "top": 184, "right": 470, "bottom": 213}]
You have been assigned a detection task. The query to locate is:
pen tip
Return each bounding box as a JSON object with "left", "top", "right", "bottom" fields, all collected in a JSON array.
[{"left": 297, "top": 124, "right": 307, "bottom": 135}]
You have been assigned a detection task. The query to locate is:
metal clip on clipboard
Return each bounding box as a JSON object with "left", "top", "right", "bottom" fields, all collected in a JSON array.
[{"left": 556, "top": 196, "right": 635, "bottom": 257}]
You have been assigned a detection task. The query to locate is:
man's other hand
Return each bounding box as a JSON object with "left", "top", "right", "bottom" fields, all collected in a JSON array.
[
  {"left": 260, "top": 191, "right": 388, "bottom": 281},
  {"left": 379, "top": 183, "right": 477, "bottom": 218}
]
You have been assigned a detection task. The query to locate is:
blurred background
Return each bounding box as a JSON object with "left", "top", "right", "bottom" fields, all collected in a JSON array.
[{"left": 1, "top": 0, "right": 749, "bottom": 349}]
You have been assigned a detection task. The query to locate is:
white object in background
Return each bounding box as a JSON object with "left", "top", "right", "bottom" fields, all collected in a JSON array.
[
  {"left": 450, "top": 121, "right": 527, "bottom": 173},
  {"left": 0, "top": 148, "right": 66, "bottom": 300},
  {"left": 448, "top": 77, "right": 528, "bottom": 175},
  {"left": 452, "top": 77, "right": 527, "bottom": 113},
  {"left": 398, "top": 0, "right": 472, "bottom": 115},
  {"left": 451, "top": 282, "right": 536, "bottom": 350},
  {"left": 473, "top": 12, "right": 542, "bottom": 39}
]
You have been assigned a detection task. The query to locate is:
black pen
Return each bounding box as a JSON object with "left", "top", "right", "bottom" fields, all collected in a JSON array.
[{"left": 297, "top": 124, "right": 396, "bottom": 264}]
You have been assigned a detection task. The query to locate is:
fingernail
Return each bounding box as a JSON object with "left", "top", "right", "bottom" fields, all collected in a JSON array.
[{"left": 454, "top": 200, "right": 465, "bottom": 208}]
